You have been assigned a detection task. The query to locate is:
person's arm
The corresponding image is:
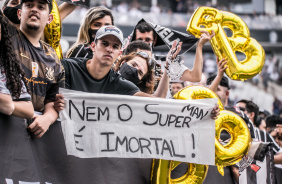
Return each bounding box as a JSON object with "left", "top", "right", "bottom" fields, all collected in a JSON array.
[
  {"left": 12, "top": 101, "right": 34, "bottom": 119},
  {"left": 180, "top": 30, "right": 215, "bottom": 82},
  {"left": 274, "top": 152, "right": 282, "bottom": 164},
  {"left": 153, "top": 41, "right": 182, "bottom": 98},
  {"left": 28, "top": 102, "right": 58, "bottom": 138},
  {"left": 28, "top": 58, "right": 63, "bottom": 138},
  {"left": 0, "top": 93, "right": 14, "bottom": 115},
  {"left": 134, "top": 91, "right": 154, "bottom": 97},
  {"left": 209, "top": 57, "right": 228, "bottom": 92},
  {"left": 59, "top": 2, "right": 77, "bottom": 21},
  {"left": 210, "top": 104, "right": 220, "bottom": 120},
  {"left": 269, "top": 126, "right": 282, "bottom": 147},
  {"left": 0, "top": 78, "right": 15, "bottom": 115},
  {"left": 0, "top": 92, "right": 33, "bottom": 119},
  {"left": 153, "top": 70, "right": 169, "bottom": 98},
  {"left": 230, "top": 166, "right": 239, "bottom": 184}
]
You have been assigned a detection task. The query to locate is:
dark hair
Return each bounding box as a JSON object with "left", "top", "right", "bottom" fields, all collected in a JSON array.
[
  {"left": 21, "top": 0, "right": 53, "bottom": 13},
  {"left": 123, "top": 40, "right": 151, "bottom": 55},
  {"left": 99, "top": 10, "right": 114, "bottom": 25},
  {"left": 0, "top": 13, "right": 29, "bottom": 99},
  {"left": 255, "top": 116, "right": 263, "bottom": 128},
  {"left": 245, "top": 100, "right": 259, "bottom": 123},
  {"left": 236, "top": 99, "right": 249, "bottom": 105},
  {"left": 265, "top": 115, "right": 282, "bottom": 128},
  {"left": 114, "top": 52, "right": 155, "bottom": 94},
  {"left": 206, "top": 73, "right": 230, "bottom": 89},
  {"left": 135, "top": 22, "right": 157, "bottom": 40},
  {"left": 170, "top": 81, "right": 184, "bottom": 88}
]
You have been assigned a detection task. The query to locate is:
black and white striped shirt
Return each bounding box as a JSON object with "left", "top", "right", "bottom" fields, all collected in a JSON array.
[{"left": 67, "top": 44, "right": 93, "bottom": 59}]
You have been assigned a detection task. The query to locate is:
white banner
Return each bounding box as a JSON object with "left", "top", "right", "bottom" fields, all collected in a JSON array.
[{"left": 60, "top": 88, "right": 217, "bottom": 165}]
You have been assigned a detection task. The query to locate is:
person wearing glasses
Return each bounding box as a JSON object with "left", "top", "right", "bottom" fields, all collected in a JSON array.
[
  {"left": 114, "top": 40, "right": 182, "bottom": 97},
  {"left": 114, "top": 51, "right": 155, "bottom": 94}
]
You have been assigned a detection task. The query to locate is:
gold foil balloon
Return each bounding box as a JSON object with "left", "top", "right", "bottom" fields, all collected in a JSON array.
[
  {"left": 44, "top": 0, "right": 63, "bottom": 59},
  {"left": 175, "top": 86, "right": 251, "bottom": 176},
  {"left": 173, "top": 86, "right": 224, "bottom": 111},
  {"left": 150, "top": 86, "right": 251, "bottom": 181},
  {"left": 214, "top": 110, "right": 251, "bottom": 175},
  {"left": 187, "top": 7, "right": 265, "bottom": 81},
  {"left": 151, "top": 159, "right": 208, "bottom": 184}
]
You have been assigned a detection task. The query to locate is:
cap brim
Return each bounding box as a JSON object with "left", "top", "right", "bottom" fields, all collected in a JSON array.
[{"left": 96, "top": 33, "right": 123, "bottom": 46}]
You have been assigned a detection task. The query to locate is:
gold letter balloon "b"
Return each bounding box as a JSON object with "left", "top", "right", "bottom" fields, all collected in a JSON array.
[{"left": 187, "top": 7, "right": 265, "bottom": 81}]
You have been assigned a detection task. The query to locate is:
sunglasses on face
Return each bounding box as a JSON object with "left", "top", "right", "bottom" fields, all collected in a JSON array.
[
  {"left": 238, "top": 107, "right": 246, "bottom": 112},
  {"left": 133, "top": 51, "right": 156, "bottom": 70}
]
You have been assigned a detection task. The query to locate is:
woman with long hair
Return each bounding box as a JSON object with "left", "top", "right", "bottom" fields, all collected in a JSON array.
[
  {"left": 0, "top": 13, "right": 33, "bottom": 118},
  {"left": 66, "top": 6, "right": 114, "bottom": 58}
]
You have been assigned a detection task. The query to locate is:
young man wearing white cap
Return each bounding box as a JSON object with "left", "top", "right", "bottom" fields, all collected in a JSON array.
[
  {"left": 0, "top": 0, "right": 64, "bottom": 138},
  {"left": 62, "top": 25, "right": 152, "bottom": 96}
]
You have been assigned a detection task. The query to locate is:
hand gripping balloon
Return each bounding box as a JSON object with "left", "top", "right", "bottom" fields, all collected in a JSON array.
[
  {"left": 44, "top": 0, "right": 63, "bottom": 59},
  {"left": 187, "top": 7, "right": 265, "bottom": 81}
]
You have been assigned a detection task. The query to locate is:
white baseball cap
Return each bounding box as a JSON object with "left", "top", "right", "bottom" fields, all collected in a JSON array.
[{"left": 94, "top": 26, "right": 124, "bottom": 46}]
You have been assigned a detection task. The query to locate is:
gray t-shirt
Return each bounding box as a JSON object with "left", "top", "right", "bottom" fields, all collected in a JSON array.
[{"left": 0, "top": 68, "right": 30, "bottom": 101}]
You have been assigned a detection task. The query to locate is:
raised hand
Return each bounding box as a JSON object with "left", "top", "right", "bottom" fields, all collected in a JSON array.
[
  {"left": 198, "top": 30, "right": 215, "bottom": 46},
  {"left": 216, "top": 57, "right": 228, "bottom": 77}
]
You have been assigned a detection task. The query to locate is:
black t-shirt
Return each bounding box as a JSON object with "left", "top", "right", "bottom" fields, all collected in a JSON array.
[
  {"left": 61, "top": 58, "right": 140, "bottom": 95},
  {"left": 67, "top": 44, "right": 93, "bottom": 59},
  {"left": 3, "top": 16, "right": 65, "bottom": 112},
  {"left": 61, "top": 58, "right": 154, "bottom": 184}
]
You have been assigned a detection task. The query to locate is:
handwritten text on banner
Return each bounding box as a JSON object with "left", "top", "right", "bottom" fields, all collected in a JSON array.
[{"left": 60, "top": 88, "right": 217, "bottom": 165}]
